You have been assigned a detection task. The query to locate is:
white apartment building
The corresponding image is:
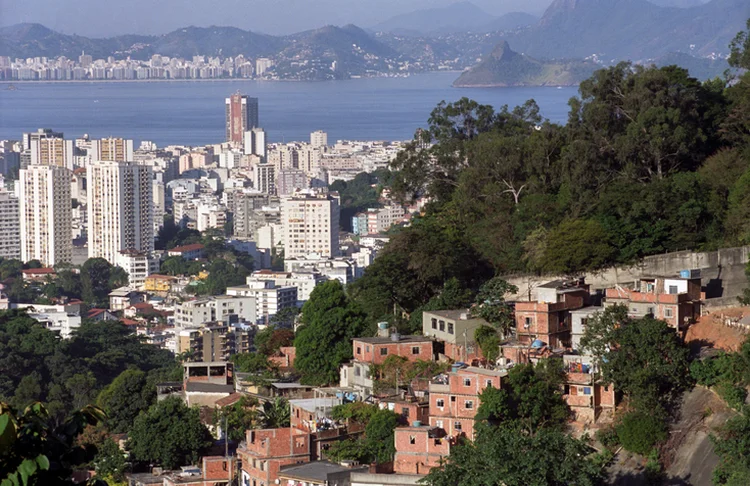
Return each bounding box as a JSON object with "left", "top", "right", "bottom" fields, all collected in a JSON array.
[
  {"left": 0, "top": 188, "right": 21, "bottom": 260},
  {"left": 254, "top": 163, "right": 275, "bottom": 194},
  {"left": 281, "top": 189, "right": 340, "bottom": 259},
  {"left": 196, "top": 203, "right": 227, "bottom": 232},
  {"left": 28, "top": 136, "right": 75, "bottom": 170},
  {"left": 115, "top": 249, "right": 160, "bottom": 289},
  {"left": 87, "top": 160, "right": 153, "bottom": 264},
  {"left": 90, "top": 138, "right": 134, "bottom": 162},
  {"left": 175, "top": 295, "right": 257, "bottom": 329},
  {"left": 13, "top": 303, "right": 81, "bottom": 339},
  {"left": 225, "top": 280, "right": 297, "bottom": 324},
  {"left": 310, "top": 130, "right": 328, "bottom": 149},
  {"left": 246, "top": 270, "right": 328, "bottom": 304},
  {"left": 19, "top": 165, "right": 72, "bottom": 266}
]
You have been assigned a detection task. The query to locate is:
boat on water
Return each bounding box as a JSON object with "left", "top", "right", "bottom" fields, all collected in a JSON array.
[{"left": 5, "top": 84, "right": 17, "bottom": 91}]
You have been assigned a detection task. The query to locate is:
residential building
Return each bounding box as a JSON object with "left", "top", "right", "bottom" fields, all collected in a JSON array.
[
  {"left": 238, "top": 427, "right": 311, "bottom": 486},
  {"left": 87, "top": 160, "right": 153, "bottom": 264},
  {"left": 277, "top": 168, "right": 309, "bottom": 196},
  {"left": 175, "top": 295, "right": 257, "bottom": 329},
  {"left": 290, "top": 397, "right": 343, "bottom": 432},
  {"left": 428, "top": 366, "right": 506, "bottom": 440},
  {"left": 277, "top": 461, "right": 368, "bottom": 486},
  {"left": 108, "top": 286, "right": 146, "bottom": 311},
  {"left": 226, "top": 280, "right": 297, "bottom": 324},
  {"left": 604, "top": 275, "right": 702, "bottom": 332},
  {"left": 89, "top": 138, "right": 134, "bottom": 162},
  {"left": 13, "top": 302, "right": 82, "bottom": 339},
  {"left": 182, "top": 361, "right": 235, "bottom": 407},
  {"left": 254, "top": 163, "right": 275, "bottom": 194},
  {"left": 144, "top": 274, "right": 179, "bottom": 293},
  {"left": 162, "top": 457, "right": 236, "bottom": 486},
  {"left": 246, "top": 270, "right": 327, "bottom": 303},
  {"left": 0, "top": 188, "right": 20, "bottom": 259},
  {"left": 25, "top": 129, "right": 74, "bottom": 169},
  {"left": 176, "top": 323, "right": 253, "bottom": 362},
  {"left": 114, "top": 249, "right": 159, "bottom": 289},
  {"left": 310, "top": 130, "right": 328, "bottom": 149},
  {"left": 393, "top": 426, "right": 450, "bottom": 476},
  {"left": 244, "top": 127, "right": 267, "bottom": 158},
  {"left": 570, "top": 306, "right": 602, "bottom": 350},
  {"left": 281, "top": 189, "right": 340, "bottom": 259},
  {"left": 21, "top": 268, "right": 56, "bottom": 282},
  {"left": 232, "top": 191, "right": 273, "bottom": 239},
  {"left": 19, "top": 164, "right": 73, "bottom": 266},
  {"left": 226, "top": 93, "right": 259, "bottom": 145},
  {"left": 168, "top": 243, "right": 205, "bottom": 260},
  {"left": 421, "top": 310, "right": 489, "bottom": 362},
  {"left": 351, "top": 335, "right": 434, "bottom": 366},
  {"left": 514, "top": 278, "right": 591, "bottom": 349}
]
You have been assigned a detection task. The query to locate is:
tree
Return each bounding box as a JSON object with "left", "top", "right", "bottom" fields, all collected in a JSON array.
[
  {"left": 254, "top": 326, "right": 295, "bottom": 356},
  {"left": 93, "top": 438, "right": 126, "bottom": 483},
  {"left": 423, "top": 423, "right": 602, "bottom": 486},
  {"left": 294, "top": 281, "right": 368, "bottom": 385},
  {"left": 363, "top": 409, "right": 398, "bottom": 464},
  {"left": 97, "top": 369, "right": 155, "bottom": 434},
  {"left": 615, "top": 411, "right": 668, "bottom": 456},
  {"left": 539, "top": 219, "right": 617, "bottom": 274},
  {"left": 0, "top": 401, "right": 107, "bottom": 486},
  {"left": 711, "top": 408, "right": 750, "bottom": 485},
  {"left": 472, "top": 277, "right": 517, "bottom": 335},
  {"left": 230, "top": 353, "right": 277, "bottom": 375},
  {"left": 81, "top": 258, "right": 119, "bottom": 307},
  {"left": 127, "top": 397, "right": 212, "bottom": 470},
  {"left": 214, "top": 396, "right": 258, "bottom": 442},
  {"left": 474, "top": 326, "right": 501, "bottom": 363},
  {"left": 258, "top": 398, "right": 290, "bottom": 429},
  {"left": 729, "top": 18, "right": 750, "bottom": 70}
]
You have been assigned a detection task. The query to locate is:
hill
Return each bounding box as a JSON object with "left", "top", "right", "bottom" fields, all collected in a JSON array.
[
  {"left": 453, "top": 40, "right": 597, "bottom": 87},
  {"left": 478, "top": 12, "right": 539, "bottom": 33},
  {"left": 504, "top": 0, "right": 749, "bottom": 60},
  {"left": 371, "top": 2, "right": 495, "bottom": 35}
]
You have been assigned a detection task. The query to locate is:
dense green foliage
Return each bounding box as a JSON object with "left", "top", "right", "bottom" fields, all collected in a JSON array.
[
  {"left": 615, "top": 411, "right": 668, "bottom": 456},
  {"left": 214, "top": 396, "right": 259, "bottom": 442},
  {"left": 353, "top": 56, "right": 750, "bottom": 326},
  {"left": 127, "top": 397, "right": 213, "bottom": 469},
  {"left": 258, "top": 398, "right": 290, "bottom": 429},
  {"left": 294, "top": 281, "right": 368, "bottom": 385},
  {"left": 93, "top": 438, "right": 127, "bottom": 483},
  {"left": 423, "top": 423, "right": 602, "bottom": 486},
  {"left": 0, "top": 402, "right": 107, "bottom": 486},
  {"left": 326, "top": 406, "right": 399, "bottom": 465},
  {"left": 0, "top": 311, "right": 177, "bottom": 424},
  {"left": 711, "top": 407, "right": 750, "bottom": 486},
  {"left": 96, "top": 370, "right": 156, "bottom": 434},
  {"left": 330, "top": 169, "right": 391, "bottom": 232}
]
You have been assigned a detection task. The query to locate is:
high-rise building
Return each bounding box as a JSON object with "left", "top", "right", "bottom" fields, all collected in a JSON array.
[
  {"left": 254, "top": 163, "right": 276, "bottom": 195},
  {"left": 0, "top": 188, "right": 21, "bottom": 260},
  {"left": 243, "top": 127, "right": 266, "bottom": 158},
  {"left": 277, "top": 169, "right": 309, "bottom": 196},
  {"left": 310, "top": 130, "right": 328, "bottom": 149},
  {"left": 281, "top": 189, "right": 340, "bottom": 259},
  {"left": 87, "top": 161, "right": 153, "bottom": 264},
  {"left": 225, "top": 93, "right": 259, "bottom": 145},
  {"left": 90, "top": 138, "right": 134, "bottom": 162},
  {"left": 19, "top": 165, "right": 72, "bottom": 266},
  {"left": 22, "top": 128, "right": 63, "bottom": 151},
  {"left": 24, "top": 128, "right": 74, "bottom": 170}
]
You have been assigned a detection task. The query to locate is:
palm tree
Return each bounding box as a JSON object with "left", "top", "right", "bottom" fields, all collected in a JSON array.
[{"left": 259, "top": 398, "right": 290, "bottom": 428}]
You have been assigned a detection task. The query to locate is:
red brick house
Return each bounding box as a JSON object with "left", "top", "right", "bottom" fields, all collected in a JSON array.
[
  {"left": 163, "top": 456, "right": 236, "bottom": 486},
  {"left": 237, "top": 428, "right": 311, "bottom": 486},
  {"left": 393, "top": 426, "right": 451, "bottom": 475},
  {"left": 351, "top": 336, "right": 434, "bottom": 365}
]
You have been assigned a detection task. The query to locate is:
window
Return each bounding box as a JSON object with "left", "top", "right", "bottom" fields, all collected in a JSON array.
[
  {"left": 402, "top": 408, "right": 410, "bottom": 417},
  {"left": 463, "top": 378, "right": 471, "bottom": 386},
  {"left": 366, "top": 346, "right": 370, "bottom": 352},
  {"left": 524, "top": 317, "right": 532, "bottom": 329},
  {"left": 454, "top": 421, "right": 462, "bottom": 430},
  {"left": 664, "top": 308, "right": 674, "bottom": 318},
  {"left": 450, "top": 396, "right": 456, "bottom": 402},
  {"left": 380, "top": 348, "right": 388, "bottom": 356},
  {"left": 436, "top": 399, "right": 445, "bottom": 408},
  {"left": 448, "top": 323, "right": 454, "bottom": 335},
  {"left": 412, "top": 346, "right": 420, "bottom": 355},
  {"left": 647, "top": 307, "right": 655, "bottom": 316},
  {"left": 435, "top": 420, "right": 444, "bottom": 429},
  {"left": 669, "top": 285, "right": 678, "bottom": 294},
  {"left": 604, "top": 386, "right": 610, "bottom": 392},
  {"left": 409, "top": 436, "right": 416, "bottom": 444},
  {"left": 486, "top": 379, "right": 493, "bottom": 388},
  {"left": 465, "top": 400, "right": 474, "bottom": 409},
  {"left": 354, "top": 367, "right": 361, "bottom": 377},
  {"left": 431, "top": 318, "right": 437, "bottom": 330},
  {"left": 356, "top": 346, "right": 361, "bottom": 355},
  {"left": 439, "top": 320, "right": 445, "bottom": 332},
  {"left": 582, "top": 387, "right": 592, "bottom": 396}
]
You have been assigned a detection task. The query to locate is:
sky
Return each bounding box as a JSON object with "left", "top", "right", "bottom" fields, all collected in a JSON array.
[{"left": 0, "top": 0, "right": 555, "bottom": 37}]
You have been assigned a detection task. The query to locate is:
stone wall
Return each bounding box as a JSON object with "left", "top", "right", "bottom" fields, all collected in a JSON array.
[{"left": 505, "top": 246, "right": 750, "bottom": 303}]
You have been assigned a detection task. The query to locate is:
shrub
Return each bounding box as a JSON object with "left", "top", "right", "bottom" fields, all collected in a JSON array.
[
  {"left": 596, "top": 426, "right": 620, "bottom": 450},
  {"left": 690, "top": 359, "right": 720, "bottom": 387},
  {"left": 716, "top": 381, "right": 748, "bottom": 411},
  {"left": 615, "top": 411, "right": 668, "bottom": 456}
]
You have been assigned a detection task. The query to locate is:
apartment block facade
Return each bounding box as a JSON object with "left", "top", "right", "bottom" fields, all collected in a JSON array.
[{"left": 281, "top": 190, "right": 340, "bottom": 259}]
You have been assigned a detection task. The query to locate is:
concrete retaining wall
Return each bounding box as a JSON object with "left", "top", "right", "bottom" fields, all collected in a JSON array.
[{"left": 505, "top": 246, "right": 750, "bottom": 303}]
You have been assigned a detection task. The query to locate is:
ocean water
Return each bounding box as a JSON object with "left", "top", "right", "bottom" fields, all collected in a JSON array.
[{"left": 0, "top": 72, "right": 578, "bottom": 146}]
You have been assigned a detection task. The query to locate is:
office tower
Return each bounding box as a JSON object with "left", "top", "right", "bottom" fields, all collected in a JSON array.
[
  {"left": 310, "top": 130, "right": 328, "bottom": 149},
  {"left": 281, "top": 190, "right": 340, "bottom": 259},
  {"left": 254, "top": 163, "right": 276, "bottom": 195},
  {"left": 243, "top": 128, "right": 266, "bottom": 158},
  {"left": 0, "top": 188, "right": 20, "bottom": 260},
  {"left": 90, "top": 138, "right": 134, "bottom": 161},
  {"left": 277, "top": 169, "right": 309, "bottom": 196},
  {"left": 87, "top": 161, "right": 153, "bottom": 264},
  {"left": 19, "top": 165, "right": 72, "bottom": 266},
  {"left": 225, "top": 93, "right": 259, "bottom": 144}
]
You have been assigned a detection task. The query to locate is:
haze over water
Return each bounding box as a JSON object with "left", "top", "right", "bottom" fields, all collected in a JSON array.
[{"left": 0, "top": 72, "right": 577, "bottom": 146}]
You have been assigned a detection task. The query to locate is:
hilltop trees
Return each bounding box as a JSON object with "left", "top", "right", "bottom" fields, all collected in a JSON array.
[{"left": 294, "top": 280, "right": 368, "bottom": 385}]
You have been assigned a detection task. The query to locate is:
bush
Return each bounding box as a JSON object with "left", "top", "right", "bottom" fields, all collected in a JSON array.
[
  {"left": 716, "top": 381, "right": 748, "bottom": 411},
  {"left": 616, "top": 411, "right": 668, "bottom": 456},
  {"left": 596, "top": 427, "right": 620, "bottom": 450},
  {"left": 690, "top": 359, "right": 720, "bottom": 387}
]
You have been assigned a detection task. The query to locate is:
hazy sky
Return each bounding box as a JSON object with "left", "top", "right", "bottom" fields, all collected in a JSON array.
[{"left": 0, "top": 0, "right": 554, "bottom": 37}]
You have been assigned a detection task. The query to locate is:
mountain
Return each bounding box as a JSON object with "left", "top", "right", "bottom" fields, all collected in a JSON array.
[
  {"left": 372, "top": 2, "right": 500, "bottom": 35},
  {"left": 453, "top": 40, "right": 597, "bottom": 87},
  {"left": 478, "top": 12, "right": 539, "bottom": 33},
  {"left": 503, "top": 0, "right": 748, "bottom": 60},
  {"left": 148, "top": 26, "right": 283, "bottom": 59},
  {"left": 648, "top": 0, "right": 708, "bottom": 6},
  {"left": 652, "top": 52, "right": 729, "bottom": 79}
]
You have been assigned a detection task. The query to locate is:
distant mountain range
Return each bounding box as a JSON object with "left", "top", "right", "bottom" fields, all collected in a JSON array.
[
  {"left": 453, "top": 41, "right": 597, "bottom": 87},
  {"left": 370, "top": 2, "right": 538, "bottom": 35}
]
